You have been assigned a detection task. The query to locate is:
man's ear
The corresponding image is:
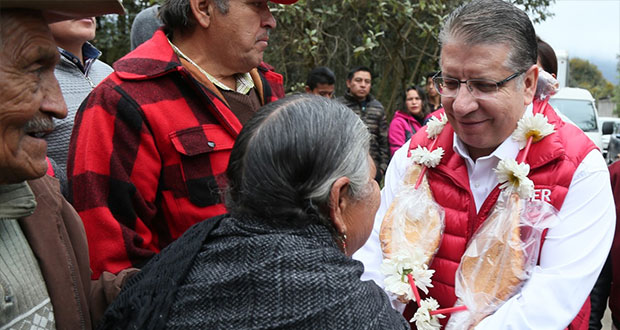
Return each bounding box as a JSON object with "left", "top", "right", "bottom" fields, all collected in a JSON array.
[
  {"left": 345, "top": 79, "right": 352, "bottom": 90},
  {"left": 328, "top": 177, "right": 351, "bottom": 236},
  {"left": 190, "top": 0, "right": 213, "bottom": 29},
  {"left": 304, "top": 86, "right": 312, "bottom": 93},
  {"left": 522, "top": 64, "right": 539, "bottom": 105}
]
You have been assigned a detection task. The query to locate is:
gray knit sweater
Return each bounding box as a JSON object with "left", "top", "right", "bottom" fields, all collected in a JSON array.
[
  {"left": 99, "top": 215, "right": 410, "bottom": 329},
  {"left": 46, "top": 46, "right": 113, "bottom": 175}
]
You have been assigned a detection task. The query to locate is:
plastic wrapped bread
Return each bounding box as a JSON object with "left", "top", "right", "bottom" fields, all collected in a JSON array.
[
  {"left": 380, "top": 164, "right": 444, "bottom": 266},
  {"left": 447, "top": 193, "right": 558, "bottom": 329}
]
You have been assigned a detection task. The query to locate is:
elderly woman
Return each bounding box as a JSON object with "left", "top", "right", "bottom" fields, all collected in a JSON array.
[{"left": 98, "top": 94, "right": 409, "bottom": 329}]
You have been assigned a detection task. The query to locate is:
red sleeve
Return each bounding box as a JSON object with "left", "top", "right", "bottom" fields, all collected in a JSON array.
[{"left": 67, "top": 76, "right": 161, "bottom": 278}]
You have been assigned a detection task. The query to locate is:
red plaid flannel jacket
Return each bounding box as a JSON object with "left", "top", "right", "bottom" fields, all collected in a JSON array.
[{"left": 67, "top": 30, "right": 283, "bottom": 278}]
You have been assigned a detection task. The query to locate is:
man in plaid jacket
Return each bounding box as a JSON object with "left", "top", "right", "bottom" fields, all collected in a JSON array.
[{"left": 67, "top": 0, "right": 297, "bottom": 278}]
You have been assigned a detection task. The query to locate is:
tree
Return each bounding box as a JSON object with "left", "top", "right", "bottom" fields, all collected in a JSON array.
[
  {"left": 265, "top": 0, "right": 553, "bottom": 117},
  {"left": 568, "top": 57, "right": 614, "bottom": 101},
  {"left": 613, "top": 55, "right": 620, "bottom": 115},
  {"left": 93, "top": 0, "right": 155, "bottom": 65}
]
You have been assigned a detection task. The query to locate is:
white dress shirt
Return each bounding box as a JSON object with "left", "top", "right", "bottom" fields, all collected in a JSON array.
[{"left": 354, "top": 110, "right": 616, "bottom": 329}]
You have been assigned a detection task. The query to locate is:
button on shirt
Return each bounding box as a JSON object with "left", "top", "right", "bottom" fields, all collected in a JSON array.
[{"left": 353, "top": 106, "right": 615, "bottom": 329}]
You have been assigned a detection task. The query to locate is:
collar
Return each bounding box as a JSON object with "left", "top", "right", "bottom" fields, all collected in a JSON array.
[
  {"left": 58, "top": 42, "right": 101, "bottom": 75},
  {"left": 167, "top": 37, "right": 254, "bottom": 94},
  {"left": 0, "top": 182, "right": 37, "bottom": 220}
]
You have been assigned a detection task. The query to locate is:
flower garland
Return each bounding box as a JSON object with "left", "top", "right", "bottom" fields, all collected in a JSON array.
[
  {"left": 383, "top": 100, "right": 556, "bottom": 328},
  {"left": 495, "top": 113, "right": 555, "bottom": 199}
]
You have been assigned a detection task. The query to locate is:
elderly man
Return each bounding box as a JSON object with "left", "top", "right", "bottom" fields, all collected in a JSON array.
[
  {"left": 354, "top": 0, "right": 615, "bottom": 329},
  {"left": 0, "top": 1, "right": 136, "bottom": 329},
  {"left": 67, "top": 0, "right": 297, "bottom": 278}
]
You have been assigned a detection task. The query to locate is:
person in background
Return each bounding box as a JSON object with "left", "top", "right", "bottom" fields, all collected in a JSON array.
[
  {"left": 97, "top": 94, "right": 409, "bottom": 329},
  {"left": 130, "top": 4, "right": 163, "bottom": 50},
  {"left": 536, "top": 36, "right": 558, "bottom": 78},
  {"left": 67, "top": 0, "right": 297, "bottom": 279},
  {"left": 594, "top": 161, "right": 620, "bottom": 330},
  {"left": 354, "top": 0, "right": 614, "bottom": 328},
  {"left": 336, "top": 66, "right": 389, "bottom": 182},
  {"left": 388, "top": 86, "right": 430, "bottom": 155},
  {"left": 305, "top": 66, "right": 336, "bottom": 98},
  {"left": 425, "top": 71, "right": 442, "bottom": 112},
  {"left": 0, "top": 0, "right": 136, "bottom": 328},
  {"left": 45, "top": 17, "right": 114, "bottom": 185}
]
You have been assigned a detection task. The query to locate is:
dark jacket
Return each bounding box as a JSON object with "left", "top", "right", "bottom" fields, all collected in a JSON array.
[
  {"left": 19, "top": 175, "right": 135, "bottom": 329},
  {"left": 98, "top": 214, "right": 409, "bottom": 329},
  {"left": 67, "top": 29, "right": 284, "bottom": 278},
  {"left": 337, "top": 92, "right": 390, "bottom": 180},
  {"left": 590, "top": 161, "right": 620, "bottom": 329}
]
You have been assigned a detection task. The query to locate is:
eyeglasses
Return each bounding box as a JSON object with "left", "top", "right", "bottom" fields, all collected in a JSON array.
[{"left": 432, "top": 71, "right": 524, "bottom": 100}]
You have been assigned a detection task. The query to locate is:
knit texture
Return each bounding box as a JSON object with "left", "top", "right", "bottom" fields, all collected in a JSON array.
[
  {"left": 0, "top": 183, "right": 54, "bottom": 329},
  {"left": 46, "top": 51, "right": 113, "bottom": 175},
  {"left": 99, "top": 215, "right": 409, "bottom": 329}
]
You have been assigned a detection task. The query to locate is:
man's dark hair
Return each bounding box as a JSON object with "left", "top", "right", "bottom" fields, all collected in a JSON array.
[
  {"left": 346, "top": 66, "right": 372, "bottom": 81},
  {"left": 306, "top": 67, "right": 336, "bottom": 90},
  {"left": 439, "top": 0, "right": 537, "bottom": 76},
  {"left": 425, "top": 71, "right": 439, "bottom": 80},
  {"left": 160, "top": 0, "right": 229, "bottom": 32},
  {"left": 536, "top": 36, "right": 558, "bottom": 76}
]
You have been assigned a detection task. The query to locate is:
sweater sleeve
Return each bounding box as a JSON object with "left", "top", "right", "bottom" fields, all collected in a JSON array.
[{"left": 67, "top": 78, "right": 161, "bottom": 278}]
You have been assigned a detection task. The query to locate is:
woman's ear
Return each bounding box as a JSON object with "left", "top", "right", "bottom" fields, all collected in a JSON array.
[
  {"left": 328, "top": 177, "right": 351, "bottom": 235},
  {"left": 190, "top": 0, "right": 212, "bottom": 29}
]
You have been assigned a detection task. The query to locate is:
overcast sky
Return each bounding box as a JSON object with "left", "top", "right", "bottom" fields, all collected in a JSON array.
[{"left": 532, "top": 0, "right": 620, "bottom": 84}]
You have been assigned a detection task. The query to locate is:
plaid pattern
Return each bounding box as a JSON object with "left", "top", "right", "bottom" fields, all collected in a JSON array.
[{"left": 67, "top": 30, "right": 282, "bottom": 278}]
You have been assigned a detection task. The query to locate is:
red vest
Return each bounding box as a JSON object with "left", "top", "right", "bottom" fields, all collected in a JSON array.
[{"left": 404, "top": 105, "right": 596, "bottom": 329}]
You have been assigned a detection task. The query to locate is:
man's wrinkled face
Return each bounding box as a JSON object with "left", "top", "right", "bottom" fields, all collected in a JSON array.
[
  {"left": 0, "top": 10, "right": 67, "bottom": 184},
  {"left": 440, "top": 41, "right": 537, "bottom": 160},
  {"left": 209, "top": 0, "right": 277, "bottom": 73},
  {"left": 346, "top": 70, "right": 371, "bottom": 101}
]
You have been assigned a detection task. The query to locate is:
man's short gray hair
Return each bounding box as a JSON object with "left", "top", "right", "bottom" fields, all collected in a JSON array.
[
  {"left": 438, "top": 0, "right": 537, "bottom": 75},
  {"left": 159, "top": 0, "right": 229, "bottom": 32},
  {"left": 226, "top": 94, "right": 372, "bottom": 231}
]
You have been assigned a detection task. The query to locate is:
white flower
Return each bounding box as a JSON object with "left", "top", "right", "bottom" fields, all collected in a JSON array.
[
  {"left": 511, "top": 113, "right": 555, "bottom": 149},
  {"left": 381, "top": 249, "right": 435, "bottom": 301},
  {"left": 426, "top": 113, "right": 448, "bottom": 139},
  {"left": 411, "top": 297, "right": 445, "bottom": 330},
  {"left": 410, "top": 146, "right": 444, "bottom": 168},
  {"left": 494, "top": 159, "right": 535, "bottom": 199}
]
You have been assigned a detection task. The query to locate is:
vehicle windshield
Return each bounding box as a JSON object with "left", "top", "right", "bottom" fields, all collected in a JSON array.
[{"left": 549, "top": 99, "right": 598, "bottom": 132}]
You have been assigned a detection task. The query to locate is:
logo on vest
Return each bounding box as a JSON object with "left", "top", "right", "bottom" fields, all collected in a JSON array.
[{"left": 530, "top": 188, "right": 551, "bottom": 203}]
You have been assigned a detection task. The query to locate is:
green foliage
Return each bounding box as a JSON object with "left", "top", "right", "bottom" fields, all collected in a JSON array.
[
  {"left": 93, "top": 0, "right": 156, "bottom": 65},
  {"left": 265, "top": 0, "right": 553, "bottom": 116},
  {"left": 568, "top": 58, "right": 614, "bottom": 101}
]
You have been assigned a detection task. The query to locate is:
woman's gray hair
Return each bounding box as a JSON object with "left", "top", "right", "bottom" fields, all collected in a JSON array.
[
  {"left": 225, "top": 94, "right": 371, "bottom": 229},
  {"left": 159, "top": 0, "right": 229, "bottom": 32},
  {"left": 438, "top": 0, "right": 537, "bottom": 79}
]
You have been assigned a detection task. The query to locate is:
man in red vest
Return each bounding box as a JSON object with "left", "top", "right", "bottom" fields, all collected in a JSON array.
[{"left": 354, "top": 0, "right": 615, "bottom": 328}]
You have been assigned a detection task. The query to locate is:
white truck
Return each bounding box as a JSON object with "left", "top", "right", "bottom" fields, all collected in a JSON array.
[{"left": 549, "top": 87, "right": 602, "bottom": 150}]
